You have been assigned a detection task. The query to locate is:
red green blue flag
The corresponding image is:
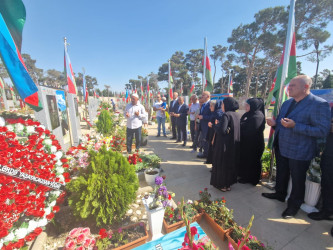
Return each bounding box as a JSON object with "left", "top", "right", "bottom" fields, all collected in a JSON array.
[
  {"left": 0, "top": 13, "right": 41, "bottom": 110},
  {"left": 190, "top": 81, "right": 195, "bottom": 94},
  {"left": 64, "top": 42, "right": 77, "bottom": 95},
  {"left": 202, "top": 55, "right": 213, "bottom": 92}
]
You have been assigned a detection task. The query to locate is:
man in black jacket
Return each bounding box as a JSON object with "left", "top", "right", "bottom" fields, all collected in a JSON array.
[
  {"left": 174, "top": 96, "right": 189, "bottom": 146},
  {"left": 169, "top": 92, "right": 179, "bottom": 139}
]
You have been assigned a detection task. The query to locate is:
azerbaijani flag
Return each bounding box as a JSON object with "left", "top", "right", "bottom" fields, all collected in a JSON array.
[
  {"left": 125, "top": 89, "right": 129, "bottom": 103},
  {"left": 203, "top": 55, "right": 213, "bottom": 92},
  {"left": 190, "top": 81, "right": 195, "bottom": 94},
  {"left": 140, "top": 79, "right": 144, "bottom": 102},
  {"left": 0, "top": 13, "right": 41, "bottom": 110},
  {"left": 147, "top": 78, "right": 150, "bottom": 106},
  {"left": 266, "top": 30, "right": 297, "bottom": 148},
  {"left": 64, "top": 41, "right": 77, "bottom": 95},
  {"left": 229, "top": 73, "right": 233, "bottom": 93}
]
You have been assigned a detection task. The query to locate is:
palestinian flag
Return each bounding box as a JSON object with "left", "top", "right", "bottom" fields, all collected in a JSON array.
[
  {"left": 64, "top": 42, "right": 77, "bottom": 95},
  {"left": 267, "top": 32, "right": 297, "bottom": 149},
  {"left": 0, "top": 13, "right": 41, "bottom": 111},
  {"left": 203, "top": 55, "right": 213, "bottom": 92}
]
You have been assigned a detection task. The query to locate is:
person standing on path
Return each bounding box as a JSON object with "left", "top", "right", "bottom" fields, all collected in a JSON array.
[
  {"left": 189, "top": 95, "right": 200, "bottom": 148},
  {"left": 124, "top": 93, "right": 147, "bottom": 153},
  {"left": 153, "top": 94, "right": 167, "bottom": 137},
  {"left": 210, "top": 97, "right": 240, "bottom": 192},
  {"left": 192, "top": 95, "right": 204, "bottom": 153},
  {"left": 197, "top": 91, "right": 212, "bottom": 159},
  {"left": 174, "top": 96, "right": 189, "bottom": 146},
  {"left": 262, "top": 75, "right": 331, "bottom": 219},
  {"left": 169, "top": 92, "right": 179, "bottom": 140},
  {"left": 238, "top": 98, "right": 266, "bottom": 186}
]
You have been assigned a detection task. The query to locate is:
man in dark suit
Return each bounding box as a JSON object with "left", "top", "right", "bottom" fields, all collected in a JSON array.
[
  {"left": 174, "top": 96, "right": 189, "bottom": 146},
  {"left": 169, "top": 92, "right": 179, "bottom": 140},
  {"left": 262, "top": 75, "right": 331, "bottom": 219},
  {"left": 197, "top": 91, "right": 212, "bottom": 158}
]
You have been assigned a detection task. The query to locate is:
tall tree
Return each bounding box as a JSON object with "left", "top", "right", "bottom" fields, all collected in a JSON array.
[
  {"left": 21, "top": 54, "right": 43, "bottom": 85},
  {"left": 185, "top": 49, "right": 203, "bottom": 85},
  {"left": 210, "top": 45, "right": 227, "bottom": 84}
]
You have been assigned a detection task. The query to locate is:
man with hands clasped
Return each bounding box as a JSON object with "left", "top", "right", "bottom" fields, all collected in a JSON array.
[
  {"left": 262, "top": 75, "right": 331, "bottom": 219},
  {"left": 124, "top": 93, "right": 147, "bottom": 153}
]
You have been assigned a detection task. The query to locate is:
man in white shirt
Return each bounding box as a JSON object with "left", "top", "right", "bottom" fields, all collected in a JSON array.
[
  {"left": 188, "top": 95, "right": 200, "bottom": 148},
  {"left": 124, "top": 93, "right": 147, "bottom": 153},
  {"left": 169, "top": 92, "right": 179, "bottom": 139},
  {"left": 153, "top": 94, "right": 167, "bottom": 137}
]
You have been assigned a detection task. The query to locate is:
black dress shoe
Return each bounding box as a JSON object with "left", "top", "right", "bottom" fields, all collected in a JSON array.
[
  {"left": 308, "top": 211, "right": 333, "bottom": 221},
  {"left": 175, "top": 140, "right": 181, "bottom": 143},
  {"left": 261, "top": 193, "right": 285, "bottom": 202},
  {"left": 282, "top": 207, "right": 298, "bottom": 219},
  {"left": 182, "top": 143, "right": 186, "bottom": 147}
]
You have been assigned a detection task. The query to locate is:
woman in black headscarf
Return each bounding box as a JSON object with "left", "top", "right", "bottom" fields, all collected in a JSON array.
[
  {"left": 210, "top": 97, "right": 240, "bottom": 191},
  {"left": 238, "top": 98, "right": 266, "bottom": 185}
]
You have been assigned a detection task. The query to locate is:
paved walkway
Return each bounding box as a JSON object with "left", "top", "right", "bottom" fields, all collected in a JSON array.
[{"left": 144, "top": 123, "right": 333, "bottom": 250}]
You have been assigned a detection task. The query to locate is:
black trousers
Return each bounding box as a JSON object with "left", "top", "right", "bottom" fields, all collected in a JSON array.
[
  {"left": 171, "top": 116, "right": 177, "bottom": 138},
  {"left": 126, "top": 127, "right": 141, "bottom": 153},
  {"left": 177, "top": 123, "right": 187, "bottom": 143},
  {"left": 190, "top": 120, "right": 195, "bottom": 142},
  {"left": 321, "top": 133, "right": 333, "bottom": 213},
  {"left": 275, "top": 145, "right": 311, "bottom": 210}
]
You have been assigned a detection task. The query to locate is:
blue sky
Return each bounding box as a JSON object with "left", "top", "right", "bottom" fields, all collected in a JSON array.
[{"left": 21, "top": 0, "right": 333, "bottom": 92}]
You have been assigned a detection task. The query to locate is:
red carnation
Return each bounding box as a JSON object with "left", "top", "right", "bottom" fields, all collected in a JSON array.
[{"left": 46, "top": 212, "right": 55, "bottom": 220}]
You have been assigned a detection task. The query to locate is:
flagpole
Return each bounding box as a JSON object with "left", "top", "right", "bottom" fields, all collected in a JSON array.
[
  {"left": 277, "top": 0, "right": 296, "bottom": 112},
  {"left": 203, "top": 37, "right": 207, "bottom": 93},
  {"left": 168, "top": 59, "right": 171, "bottom": 105},
  {"left": 265, "top": 0, "right": 296, "bottom": 188}
]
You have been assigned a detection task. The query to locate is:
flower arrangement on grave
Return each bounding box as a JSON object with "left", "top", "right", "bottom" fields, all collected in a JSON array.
[
  {"left": 228, "top": 216, "right": 270, "bottom": 250},
  {"left": 147, "top": 176, "right": 174, "bottom": 210},
  {"left": 0, "top": 116, "right": 69, "bottom": 249},
  {"left": 193, "top": 189, "right": 234, "bottom": 230},
  {"left": 127, "top": 153, "right": 144, "bottom": 172},
  {"left": 67, "top": 146, "right": 138, "bottom": 225},
  {"left": 307, "top": 157, "right": 321, "bottom": 183},
  {"left": 164, "top": 200, "right": 199, "bottom": 225},
  {"left": 141, "top": 128, "right": 148, "bottom": 136},
  {"left": 95, "top": 222, "right": 147, "bottom": 250},
  {"left": 64, "top": 227, "right": 96, "bottom": 250}
]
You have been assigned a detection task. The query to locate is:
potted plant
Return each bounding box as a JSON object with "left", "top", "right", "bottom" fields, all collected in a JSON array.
[
  {"left": 303, "top": 157, "right": 321, "bottom": 212},
  {"left": 144, "top": 167, "right": 160, "bottom": 186},
  {"left": 193, "top": 189, "right": 234, "bottom": 241},
  {"left": 95, "top": 222, "right": 148, "bottom": 250},
  {"left": 142, "top": 176, "right": 174, "bottom": 240},
  {"left": 163, "top": 200, "right": 203, "bottom": 234},
  {"left": 141, "top": 128, "right": 148, "bottom": 146}
]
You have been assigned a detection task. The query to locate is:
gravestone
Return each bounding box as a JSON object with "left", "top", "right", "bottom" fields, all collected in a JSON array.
[
  {"left": 88, "top": 97, "right": 100, "bottom": 124},
  {"left": 34, "top": 86, "right": 67, "bottom": 149},
  {"left": 67, "top": 93, "right": 81, "bottom": 146}
]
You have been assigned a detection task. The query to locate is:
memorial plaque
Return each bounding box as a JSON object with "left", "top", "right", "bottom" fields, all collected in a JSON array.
[
  {"left": 56, "top": 90, "right": 71, "bottom": 145},
  {"left": 46, "top": 94, "right": 60, "bottom": 130}
]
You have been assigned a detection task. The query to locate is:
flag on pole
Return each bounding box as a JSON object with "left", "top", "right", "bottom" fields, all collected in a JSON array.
[
  {"left": 64, "top": 39, "right": 77, "bottom": 95},
  {"left": 0, "top": 13, "right": 41, "bottom": 111},
  {"left": 266, "top": 0, "right": 297, "bottom": 149},
  {"left": 0, "top": 77, "right": 4, "bottom": 91},
  {"left": 228, "top": 70, "right": 233, "bottom": 93},
  {"left": 147, "top": 78, "right": 150, "bottom": 106},
  {"left": 190, "top": 81, "right": 195, "bottom": 94},
  {"left": 125, "top": 89, "right": 129, "bottom": 103},
  {"left": 93, "top": 89, "right": 96, "bottom": 98},
  {"left": 202, "top": 38, "right": 213, "bottom": 92}
]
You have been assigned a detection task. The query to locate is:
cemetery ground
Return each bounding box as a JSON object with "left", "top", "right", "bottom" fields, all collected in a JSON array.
[{"left": 38, "top": 120, "right": 332, "bottom": 249}]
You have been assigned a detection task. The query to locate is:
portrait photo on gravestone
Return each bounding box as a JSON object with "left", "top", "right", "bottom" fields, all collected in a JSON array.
[
  {"left": 46, "top": 94, "right": 60, "bottom": 130},
  {"left": 5, "top": 88, "right": 12, "bottom": 100},
  {"left": 56, "top": 90, "right": 70, "bottom": 144}
]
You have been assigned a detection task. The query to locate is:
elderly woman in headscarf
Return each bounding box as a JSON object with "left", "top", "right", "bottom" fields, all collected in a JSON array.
[
  {"left": 206, "top": 100, "right": 223, "bottom": 165},
  {"left": 210, "top": 97, "right": 240, "bottom": 192},
  {"left": 238, "top": 98, "right": 266, "bottom": 185}
]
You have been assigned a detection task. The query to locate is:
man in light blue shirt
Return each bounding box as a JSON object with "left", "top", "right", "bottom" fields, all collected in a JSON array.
[{"left": 188, "top": 95, "right": 200, "bottom": 148}]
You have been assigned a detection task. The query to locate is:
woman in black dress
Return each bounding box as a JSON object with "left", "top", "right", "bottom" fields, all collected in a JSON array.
[
  {"left": 210, "top": 97, "right": 240, "bottom": 192},
  {"left": 238, "top": 98, "right": 265, "bottom": 185}
]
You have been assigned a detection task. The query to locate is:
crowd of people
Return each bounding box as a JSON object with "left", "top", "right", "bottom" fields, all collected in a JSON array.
[{"left": 124, "top": 75, "right": 333, "bottom": 225}]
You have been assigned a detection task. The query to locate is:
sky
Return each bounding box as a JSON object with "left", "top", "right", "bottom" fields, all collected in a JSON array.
[{"left": 21, "top": 0, "right": 333, "bottom": 93}]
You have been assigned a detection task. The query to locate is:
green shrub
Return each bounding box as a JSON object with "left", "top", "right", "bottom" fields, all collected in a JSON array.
[
  {"left": 67, "top": 146, "right": 139, "bottom": 226},
  {"left": 261, "top": 148, "right": 274, "bottom": 173},
  {"left": 96, "top": 110, "right": 114, "bottom": 135}
]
